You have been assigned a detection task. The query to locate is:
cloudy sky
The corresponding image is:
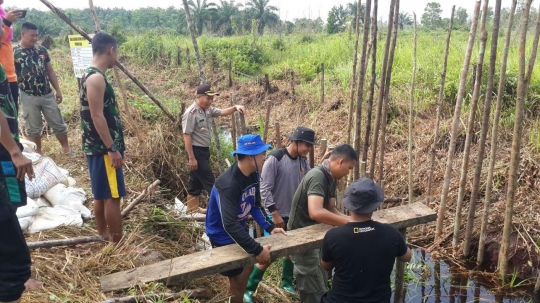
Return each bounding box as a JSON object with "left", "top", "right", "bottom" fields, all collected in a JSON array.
[{"left": 22, "top": 0, "right": 530, "bottom": 22}]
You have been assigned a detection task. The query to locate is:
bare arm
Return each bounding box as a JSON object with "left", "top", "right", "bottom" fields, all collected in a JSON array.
[
  {"left": 45, "top": 62, "right": 62, "bottom": 96},
  {"left": 0, "top": 111, "right": 33, "bottom": 180},
  {"left": 183, "top": 134, "right": 195, "bottom": 160},
  {"left": 86, "top": 74, "right": 113, "bottom": 148},
  {"left": 320, "top": 260, "right": 334, "bottom": 271},
  {"left": 329, "top": 198, "right": 349, "bottom": 218},
  {"left": 219, "top": 105, "right": 245, "bottom": 116},
  {"left": 398, "top": 248, "right": 412, "bottom": 262},
  {"left": 308, "top": 195, "right": 350, "bottom": 226}
]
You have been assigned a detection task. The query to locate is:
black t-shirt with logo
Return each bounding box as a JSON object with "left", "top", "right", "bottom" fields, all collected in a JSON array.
[{"left": 321, "top": 220, "right": 408, "bottom": 303}]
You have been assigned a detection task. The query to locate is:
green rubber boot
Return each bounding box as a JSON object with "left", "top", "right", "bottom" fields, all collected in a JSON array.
[
  {"left": 281, "top": 258, "right": 296, "bottom": 293},
  {"left": 243, "top": 266, "right": 266, "bottom": 303}
]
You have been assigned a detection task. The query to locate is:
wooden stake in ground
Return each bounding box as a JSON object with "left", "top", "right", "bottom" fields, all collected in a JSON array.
[
  {"left": 353, "top": 0, "right": 372, "bottom": 180},
  {"left": 477, "top": 0, "right": 517, "bottom": 265},
  {"left": 212, "top": 120, "right": 225, "bottom": 174},
  {"left": 427, "top": 6, "right": 455, "bottom": 204},
  {"left": 498, "top": 0, "right": 533, "bottom": 277},
  {"left": 320, "top": 63, "right": 325, "bottom": 104},
  {"left": 275, "top": 122, "right": 281, "bottom": 148},
  {"left": 182, "top": 0, "right": 206, "bottom": 84},
  {"left": 362, "top": 0, "right": 378, "bottom": 164},
  {"left": 377, "top": 0, "right": 399, "bottom": 183},
  {"left": 369, "top": 0, "right": 395, "bottom": 178},
  {"left": 347, "top": 0, "right": 363, "bottom": 145},
  {"left": 408, "top": 13, "right": 417, "bottom": 205},
  {"left": 435, "top": 0, "right": 482, "bottom": 240},
  {"left": 463, "top": 0, "right": 502, "bottom": 257},
  {"left": 121, "top": 180, "right": 161, "bottom": 217},
  {"left": 394, "top": 229, "right": 407, "bottom": 303},
  {"left": 452, "top": 0, "right": 490, "bottom": 249},
  {"left": 228, "top": 59, "right": 233, "bottom": 87},
  {"left": 230, "top": 94, "right": 237, "bottom": 151},
  {"left": 263, "top": 100, "right": 272, "bottom": 142}
]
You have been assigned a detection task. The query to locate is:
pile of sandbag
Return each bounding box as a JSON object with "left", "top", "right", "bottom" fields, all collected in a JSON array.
[{"left": 15, "top": 140, "right": 91, "bottom": 233}]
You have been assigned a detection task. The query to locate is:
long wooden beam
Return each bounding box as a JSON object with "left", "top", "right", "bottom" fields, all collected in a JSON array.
[{"left": 100, "top": 202, "right": 436, "bottom": 292}]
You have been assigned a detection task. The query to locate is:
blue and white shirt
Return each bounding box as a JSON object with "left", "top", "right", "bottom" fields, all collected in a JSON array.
[{"left": 205, "top": 162, "right": 275, "bottom": 256}]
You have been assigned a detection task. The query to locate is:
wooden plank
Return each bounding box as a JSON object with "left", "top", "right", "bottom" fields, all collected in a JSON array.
[{"left": 100, "top": 202, "right": 436, "bottom": 292}]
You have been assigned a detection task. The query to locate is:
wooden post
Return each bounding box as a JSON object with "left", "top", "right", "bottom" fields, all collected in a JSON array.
[
  {"left": 27, "top": 236, "right": 104, "bottom": 249},
  {"left": 320, "top": 139, "right": 328, "bottom": 157},
  {"left": 177, "top": 47, "right": 182, "bottom": 66},
  {"left": 263, "top": 100, "right": 272, "bottom": 142},
  {"left": 212, "top": 120, "right": 225, "bottom": 174},
  {"left": 320, "top": 63, "right": 325, "bottom": 104},
  {"left": 122, "top": 180, "right": 161, "bottom": 217},
  {"left": 275, "top": 122, "right": 281, "bottom": 149},
  {"left": 239, "top": 113, "right": 247, "bottom": 135},
  {"left": 264, "top": 74, "right": 270, "bottom": 94},
  {"left": 228, "top": 59, "right": 233, "bottom": 87},
  {"left": 363, "top": 0, "right": 378, "bottom": 164},
  {"left": 309, "top": 150, "right": 315, "bottom": 169},
  {"left": 360, "top": 161, "right": 366, "bottom": 178},
  {"left": 290, "top": 69, "right": 296, "bottom": 102},
  {"left": 393, "top": 229, "right": 407, "bottom": 303},
  {"left": 408, "top": 13, "right": 417, "bottom": 208},
  {"left": 230, "top": 94, "right": 237, "bottom": 151},
  {"left": 347, "top": 0, "right": 364, "bottom": 145},
  {"left": 186, "top": 47, "right": 191, "bottom": 71}
]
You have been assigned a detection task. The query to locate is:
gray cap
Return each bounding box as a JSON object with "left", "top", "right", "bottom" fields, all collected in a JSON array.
[{"left": 343, "top": 178, "right": 384, "bottom": 214}]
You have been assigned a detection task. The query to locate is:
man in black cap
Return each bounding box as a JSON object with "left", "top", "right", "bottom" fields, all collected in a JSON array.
[
  {"left": 243, "top": 126, "right": 321, "bottom": 302},
  {"left": 182, "top": 84, "right": 245, "bottom": 214},
  {"left": 320, "top": 178, "right": 412, "bottom": 303}
]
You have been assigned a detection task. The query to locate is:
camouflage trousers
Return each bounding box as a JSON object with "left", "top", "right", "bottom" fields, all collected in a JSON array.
[{"left": 290, "top": 248, "right": 328, "bottom": 303}]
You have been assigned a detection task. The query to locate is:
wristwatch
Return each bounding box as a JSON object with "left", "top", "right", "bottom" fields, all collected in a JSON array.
[{"left": 107, "top": 144, "right": 118, "bottom": 153}]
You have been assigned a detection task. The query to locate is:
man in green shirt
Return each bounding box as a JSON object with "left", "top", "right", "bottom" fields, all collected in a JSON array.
[{"left": 287, "top": 144, "right": 357, "bottom": 303}]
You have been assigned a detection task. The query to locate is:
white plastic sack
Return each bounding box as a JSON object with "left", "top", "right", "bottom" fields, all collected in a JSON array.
[
  {"left": 44, "top": 184, "right": 90, "bottom": 219},
  {"left": 24, "top": 156, "right": 69, "bottom": 198},
  {"left": 20, "top": 139, "right": 37, "bottom": 154},
  {"left": 28, "top": 205, "right": 83, "bottom": 234},
  {"left": 18, "top": 217, "right": 34, "bottom": 231},
  {"left": 16, "top": 198, "right": 39, "bottom": 218},
  {"left": 36, "top": 197, "right": 51, "bottom": 207}
]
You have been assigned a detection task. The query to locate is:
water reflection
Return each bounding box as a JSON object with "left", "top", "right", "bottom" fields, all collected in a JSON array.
[{"left": 391, "top": 249, "right": 532, "bottom": 303}]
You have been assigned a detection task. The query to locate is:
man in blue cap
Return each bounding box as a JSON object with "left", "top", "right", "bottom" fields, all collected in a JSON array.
[
  {"left": 320, "top": 178, "right": 412, "bottom": 303},
  {"left": 205, "top": 134, "right": 287, "bottom": 303}
]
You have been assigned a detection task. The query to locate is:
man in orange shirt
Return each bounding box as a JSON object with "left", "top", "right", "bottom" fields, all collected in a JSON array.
[{"left": 0, "top": 6, "right": 23, "bottom": 104}]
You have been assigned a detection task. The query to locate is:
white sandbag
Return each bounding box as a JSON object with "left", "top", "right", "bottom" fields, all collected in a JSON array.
[
  {"left": 44, "top": 184, "right": 90, "bottom": 219},
  {"left": 59, "top": 168, "right": 69, "bottom": 177},
  {"left": 18, "top": 216, "right": 34, "bottom": 231},
  {"left": 67, "top": 177, "right": 77, "bottom": 187},
  {"left": 16, "top": 198, "right": 39, "bottom": 218},
  {"left": 20, "top": 139, "right": 37, "bottom": 153},
  {"left": 67, "top": 201, "right": 92, "bottom": 219},
  {"left": 174, "top": 198, "right": 187, "bottom": 214},
  {"left": 36, "top": 197, "right": 51, "bottom": 207},
  {"left": 24, "top": 156, "right": 69, "bottom": 198},
  {"left": 28, "top": 205, "right": 83, "bottom": 233}
]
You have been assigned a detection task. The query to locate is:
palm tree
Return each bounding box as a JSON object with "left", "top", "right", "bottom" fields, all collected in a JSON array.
[
  {"left": 216, "top": 0, "right": 243, "bottom": 35},
  {"left": 246, "top": 0, "right": 279, "bottom": 35},
  {"left": 188, "top": 0, "right": 218, "bottom": 36},
  {"left": 346, "top": 1, "right": 366, "bottom": 28},
  {"left": 399, "top": 12, "right": 413, "bottom": 29}
]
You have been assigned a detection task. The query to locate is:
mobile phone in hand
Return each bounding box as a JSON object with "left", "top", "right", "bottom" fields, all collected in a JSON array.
[{"left": 19, "top": 10, "right": 27, "bottom": 18}]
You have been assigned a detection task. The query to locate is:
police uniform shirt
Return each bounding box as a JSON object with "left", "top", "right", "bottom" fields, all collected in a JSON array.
[{"left": 182, "top": 102, "right": 222, "bottom": 147}]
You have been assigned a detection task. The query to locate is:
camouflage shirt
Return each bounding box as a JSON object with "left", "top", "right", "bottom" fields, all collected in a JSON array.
[
  {"left": 14, "top": 45, "right": 53, "bottom": 96},
  {"left": 80, "top": 66, "right": 125, "bottom": 155},
  {"left": 0, "top": 64, "right": 22, "bottom": 159}
]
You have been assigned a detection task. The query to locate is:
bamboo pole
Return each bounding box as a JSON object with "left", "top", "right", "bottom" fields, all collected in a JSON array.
[
  {"left": 230, "top": 94, "right": 237, "bottom": 151},
  {"left": 181, "top": 0, "right": 205, "bottom": 84},
  {"left": 122, "top": 180, "right": 161, "bottom": 217},
  {"left": 435, "top": 0, "right": 482, "bottom": 240},
  {"left": 427, "top": 6, "right": 455, "bottom": 204},
  {"left": 498, "top": 0, "right": 533, "bottom": 277},
  {"left": 463, "top": 0, "right": 502, "bottom": 257},
  {"left": 347, "top": 0, "right": 363, "bottom": 145},
  {"left": 263, "top": 100, "right": 272, "bottom": 142},
  {"left": 525, "top": 5, "right": 540, "bottom": 90},
  {"left": 408, "top": 13, "right": 417, "bottom": 205},
  {"left": 362, "top": 0, "right": 378, "bottom": 164},
  {"left": 377, "top": 0, "right": 399, "bottom": 183},
  {"left": 275, "top": 122, "right": 281, "bottom": 148},
  {"left": 27, "top": 236, "right": 104, "bottom": 250},
  {"left": 369, "top": 0, "right": 395, "bottom": 178},
  {"left": 453, "top": 0, "right": 490, "bottom": 249},
  {"left": 38, "top": 0, "right": 176, "bottom": 122},
  {"left": 478, "top": 0, "right": 517, "bottom": 265},
  {"left": 353, "top": 0, "right": 372, "bottom": 180}
]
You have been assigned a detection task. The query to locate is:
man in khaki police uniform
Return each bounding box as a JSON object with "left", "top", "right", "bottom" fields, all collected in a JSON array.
[{"left": 182, "top": 84, "right": 245, "bottom": 214}]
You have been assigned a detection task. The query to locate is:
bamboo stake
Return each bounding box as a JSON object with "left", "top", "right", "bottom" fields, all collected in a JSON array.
[
  {"left": 347, "top": 0, "right": 363, "bottom": 145},
  {"left": 353, "top": 0, "right": 372, "bottom": 180},
  {"left": 498, "top": 0, "right": 533, "bottom": 277},
  {"left": 453, "top": 0, "right": 490, "bottom": 249},
  {"left": 212, "top": 120, "right": 225, "bottom": 174},
  {"left": 427, "top": 6, "right": 455, "bottom": 204},
  {"left": 182, "top": 0, "right": 206, "bottom": 84},
  {"left": 275, "top": 122, "right": 281, "bottom": 148},
  {"left": 477, "top": 0, "right": 517, "bottom": 265},
  {"left": 408, "top": 13, "right": 417, "bottom": 205},
  {"left": 263, "top": 100, "right": 272, "bottom": 142},
  {"left": 27, "top": 236, "right": 104, "bottom": 250},
  {"left": 463, "top": 0, "right": 502, "bottom": 257},
  {"left": 369, "top": 0, "right": 395, "bottom": 178},
  {"left": 99, "top": 289, "right": 209, "bottom": 303},
  {"left": 393, "top": 229, "right": 407, "bottom": 303},
  {"left": 230, "top": 94, "right": 237, "bottom": 151},
  {"left": 362, "top": 0, "right": 378, "bottom": 164},
  {"left": 377, "top": 0, "right": 399, "bottom": 183},
  {"left": 121, "top": 180, "right": 161, "bottom": 217},
  {"left": 435, "top": 0, "right": 482, "bottom": 240},
  {"left": 320, "top": 63, "right": 325, "bottom": 104},
  {"left": 525, "top": 5, "right": 540, "bottom": 90},
  {"left": 38, "top": 0, "right": 176, "bottom": 122}
]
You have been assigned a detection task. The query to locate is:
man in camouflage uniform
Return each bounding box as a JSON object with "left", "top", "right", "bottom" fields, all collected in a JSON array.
[
  {"left": 80, "top": 32, "right": 125, "bottom": 243},
  {"left": 14, "top": 22, "right": 71, "bottom": 155}
]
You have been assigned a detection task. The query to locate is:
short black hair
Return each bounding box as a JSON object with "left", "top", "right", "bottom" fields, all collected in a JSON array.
[
  {"left": 329, "top": 144, "right": 358, "bottom": 162},
  {"left": 91, "top": 32, "right": 117, "bottom": 55},
  {"left": 237, "top": 154, "right": 249, "bottom": 161},
  {"left": 22, "top": 22, "right": 38, "bottom": 31}
]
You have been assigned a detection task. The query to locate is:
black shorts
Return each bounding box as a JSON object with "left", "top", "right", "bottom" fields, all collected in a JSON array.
[
  {"left": 187, "top": 146, "right": 215, "bottom": 196},
  {"left": 210, "top": 240, "right": 243, "bottom": 277}
]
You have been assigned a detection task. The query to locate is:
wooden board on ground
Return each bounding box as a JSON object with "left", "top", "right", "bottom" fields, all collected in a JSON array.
[{"left": 100, "top": 202, "right": 436, "bottom": 292}]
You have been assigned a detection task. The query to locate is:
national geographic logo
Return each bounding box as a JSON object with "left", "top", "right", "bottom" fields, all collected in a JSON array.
[{"left": 353, "top": 227, "right": 375, "bottom": 234}]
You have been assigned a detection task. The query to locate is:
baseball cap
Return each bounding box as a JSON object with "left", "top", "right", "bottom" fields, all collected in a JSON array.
[
  {"left": 343, "top": 178, "right": 385, "bottom": 214},
  {"left": 196, "top": 83, "right": 220, "bottom": 96},
  {"left": 232, "top": 134, "right": 272, "bottom": 156}
]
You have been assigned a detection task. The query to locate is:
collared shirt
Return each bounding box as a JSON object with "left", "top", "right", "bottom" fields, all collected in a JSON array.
[
  {"left": 14, "top": 45, "right": 52, "bottom": 96},
  {"left": 182, "top": 102, "right": 222, "bottom": 147}
]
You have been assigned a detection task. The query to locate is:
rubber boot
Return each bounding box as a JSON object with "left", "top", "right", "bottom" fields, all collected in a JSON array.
[
  {"left": 281, "top": 258, "right": 296, "bottom": 293},
  {"left": 186, "top": 195, "right": 207, "bottom": 214},
  {"left": 243, "top": 266, "right": 266, "bottom": 303}
]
